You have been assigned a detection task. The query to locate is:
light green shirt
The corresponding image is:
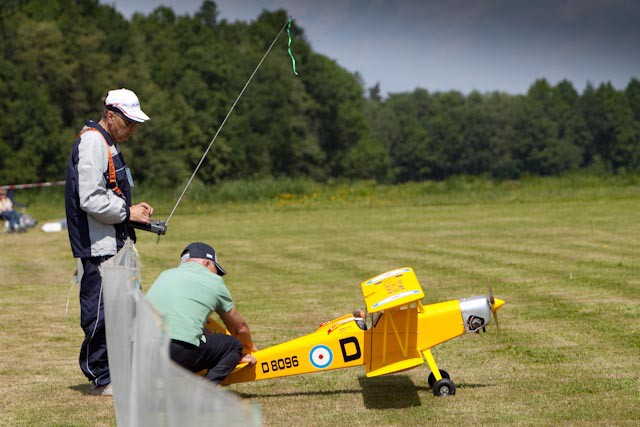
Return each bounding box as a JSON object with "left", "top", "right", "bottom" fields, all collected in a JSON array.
[{"left": 146, "top": 261, "right": 234, "bottom": 346}]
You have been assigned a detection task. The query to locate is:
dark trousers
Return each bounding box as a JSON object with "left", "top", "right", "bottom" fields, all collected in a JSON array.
[
  {"left": 0, "top": 210, "right": 20, "bottom": 229},
  {"left": 170, "top": 335, "right": 243, "bottom": 383},
  {"left": 79, "top": 256, "right": 112, "bottom": 387}
]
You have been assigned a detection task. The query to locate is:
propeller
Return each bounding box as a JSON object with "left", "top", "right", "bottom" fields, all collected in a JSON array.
[{"left": 488, "top": 286, "right": 502, "bottom": 333}]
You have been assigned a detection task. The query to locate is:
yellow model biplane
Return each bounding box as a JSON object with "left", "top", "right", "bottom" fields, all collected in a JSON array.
[{"left": 208, "top": 267, "right": 505, "bottom": 396}]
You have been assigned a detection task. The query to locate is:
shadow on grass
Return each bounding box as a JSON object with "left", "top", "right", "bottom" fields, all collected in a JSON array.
[
  {"left": 235, "top": 375, "right": 490, "bottom": 406},
  {"left": 234, "top": 388, "right": 362, "bottom": 399},
  {"left": 358, "top": 375, "right": 422, "bottom": 409},
  {"left": 69, "top": 383, "right": 94, "bottom": 395},
  {"left": 358, "top": 375, "right": 492, "bottom": 408}
]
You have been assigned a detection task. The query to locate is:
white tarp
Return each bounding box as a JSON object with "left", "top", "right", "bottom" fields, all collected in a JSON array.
[{"left": 101, "top": 239, "right": 261, "bottom": 427}]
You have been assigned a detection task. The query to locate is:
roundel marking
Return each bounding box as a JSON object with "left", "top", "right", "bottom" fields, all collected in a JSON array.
[{"left": 309, "top": 345, "right": 333, "bottom": 369}]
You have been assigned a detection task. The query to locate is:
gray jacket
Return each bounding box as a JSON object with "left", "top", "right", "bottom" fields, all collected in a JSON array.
[{"left": 65, "top": 121, "right": 135, "bottom": 258}]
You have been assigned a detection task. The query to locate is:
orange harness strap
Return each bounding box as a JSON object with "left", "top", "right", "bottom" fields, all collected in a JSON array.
[{"left": 77, "top": 128, "right": 123, "bottom": 196}]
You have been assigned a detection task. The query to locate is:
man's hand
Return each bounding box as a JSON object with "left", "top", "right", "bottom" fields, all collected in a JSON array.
[
  {"left": 129, "top": 202, "right": 154, "bottom": 224},
  {"left": 240, "top": 353, "right": 257, "bottom": 365}
]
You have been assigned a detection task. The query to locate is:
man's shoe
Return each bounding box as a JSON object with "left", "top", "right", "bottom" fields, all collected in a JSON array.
[{"left": 89, "top": 383, "right": 112, "bottom": 396}]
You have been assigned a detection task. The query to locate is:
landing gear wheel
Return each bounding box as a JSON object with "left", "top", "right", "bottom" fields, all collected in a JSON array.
[
  {"left": 428, "top": 370, "right": 450, "bottom": 388},
  {"left": 432, "top": 378, "right": 456, "bottom": 396}
]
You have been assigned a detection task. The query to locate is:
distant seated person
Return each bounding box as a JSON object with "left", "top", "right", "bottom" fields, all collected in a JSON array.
[
  {"left": 0, "top": 189, "right": 24, "bottom": 233},
  {"left": 353, "top": 308, "right": 367, "bottom": 330},
  {"left": 146, "top": 242, "right": 258, "bottom": 384}
]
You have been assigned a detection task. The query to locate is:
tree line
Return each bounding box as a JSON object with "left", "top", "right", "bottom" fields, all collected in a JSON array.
[{"left": 1, "top": 0, "right": 639, "bottom": 188}]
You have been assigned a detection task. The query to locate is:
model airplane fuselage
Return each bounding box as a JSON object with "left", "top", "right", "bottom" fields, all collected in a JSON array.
[{"left": 212, "top": 267, "right": 505, "bottom": 396}]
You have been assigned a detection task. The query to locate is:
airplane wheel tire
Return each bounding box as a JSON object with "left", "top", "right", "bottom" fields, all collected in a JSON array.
[
  {"left": 432, "top": 378, "right": 456, "bottom": 396},
  {"left": 428, "top": 370, "right": 450, "bottom": 388}
]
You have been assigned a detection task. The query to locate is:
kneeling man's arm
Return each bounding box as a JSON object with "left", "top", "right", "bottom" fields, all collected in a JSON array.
[{"left": 219, "top": 308, "right": 258, "bottom": 355}]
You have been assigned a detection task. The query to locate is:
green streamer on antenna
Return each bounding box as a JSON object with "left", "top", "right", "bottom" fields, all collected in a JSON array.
[{"left": 287, "top": 18, "right": 299, "bottom": 75}]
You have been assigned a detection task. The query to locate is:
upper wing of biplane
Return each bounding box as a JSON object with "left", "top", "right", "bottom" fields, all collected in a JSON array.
[{"left": 360, "top": 267, "right": 425, "bottom": 313}]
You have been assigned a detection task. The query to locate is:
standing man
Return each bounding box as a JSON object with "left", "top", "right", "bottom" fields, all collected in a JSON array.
[
  {"left": 65, "top": 88, "right": 154, "bottom": 396},
  {"left": 146, "top": 242, "right": 258, "bottom": 384}
]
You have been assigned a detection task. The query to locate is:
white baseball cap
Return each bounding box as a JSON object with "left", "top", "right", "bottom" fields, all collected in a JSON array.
[{"left": 104, "top": 88, "right": 150, "bottom": 123}]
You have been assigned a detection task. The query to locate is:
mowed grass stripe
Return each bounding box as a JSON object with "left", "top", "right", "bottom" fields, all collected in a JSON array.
[
  {"left": 415, "top": 243, "right": 639, "bottom": 298},
  {"left": 407, "top": 243, "right": 639, "bottom": 348}
]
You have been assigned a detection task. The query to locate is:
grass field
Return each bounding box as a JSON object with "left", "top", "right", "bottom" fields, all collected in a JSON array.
[{"left": 1, "top": 175, "right": 639, "bottom": 426}]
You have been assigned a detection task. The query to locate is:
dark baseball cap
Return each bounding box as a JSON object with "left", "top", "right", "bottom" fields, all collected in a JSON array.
[{"left": 181, "top": 242, "right": 226, "bottom": 276}]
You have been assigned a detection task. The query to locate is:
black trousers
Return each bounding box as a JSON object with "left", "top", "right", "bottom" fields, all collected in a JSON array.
[
  {"left": 79, "top": 256, "right": 111, "bottom": 387},
  {"left": 170, "top": 335, "right": 243, "bottom": 383}
]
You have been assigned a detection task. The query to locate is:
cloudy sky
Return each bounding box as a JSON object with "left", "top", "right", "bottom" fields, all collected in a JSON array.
[{"left": 101, "top": 0, "right": 640, "bottom": 96}]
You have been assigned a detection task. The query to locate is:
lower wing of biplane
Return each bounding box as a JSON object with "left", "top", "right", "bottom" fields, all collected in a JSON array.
[{"left": 212, "top": 267, "right": 505, "bottom": 396}]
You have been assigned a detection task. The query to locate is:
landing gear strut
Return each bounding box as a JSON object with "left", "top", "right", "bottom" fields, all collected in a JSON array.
[{"left": 423, "top": 350, "right": 456, "bottom": 397}]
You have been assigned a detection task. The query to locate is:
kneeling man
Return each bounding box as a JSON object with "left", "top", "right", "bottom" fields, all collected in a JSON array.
[{"left": 146, "top": 242, "right": 257, "bottom": 383}]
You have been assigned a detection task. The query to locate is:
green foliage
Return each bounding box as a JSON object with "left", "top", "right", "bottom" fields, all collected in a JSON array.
[
  {"left": 513, "top": 79, "right": 579, "bottom": 175},
  {"left": 626, "top": 78, "right": 640, "bottom": 121},
  {"left": 0, "top": 0, "right": 638, "bottom": 188}
]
